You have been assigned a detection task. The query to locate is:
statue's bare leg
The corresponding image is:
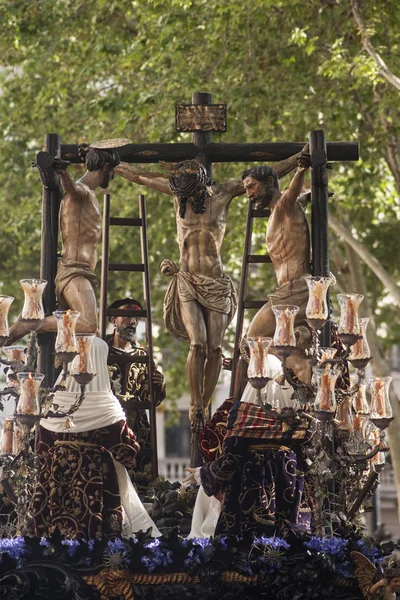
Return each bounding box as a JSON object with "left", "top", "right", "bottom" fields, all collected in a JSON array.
[
  {"left": 179, "top": 298, "right": 207, "bottom": 421},
  {"left": 202, "top": 309, "right": 228, "bottom": 413},
  {"left": 247, "top": 301, "right": 311, "bottom": 384},
  {"left": 37, "top": 277, "right": 98, "bottom": 334}
]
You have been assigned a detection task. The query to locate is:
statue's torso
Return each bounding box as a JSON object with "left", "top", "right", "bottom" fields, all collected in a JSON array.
[
  {"left": 174, "top": 186, "right": 230, "bottom": 278},
  {"left": 59, "top": 183, "right": 102, "bottom": 270},
  {"left": 267, "top": 196, "right": 310, "bottom": 287}
]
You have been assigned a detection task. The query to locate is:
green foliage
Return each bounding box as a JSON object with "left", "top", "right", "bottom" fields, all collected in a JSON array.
[{"left": 0, "top": 0, "right": 399, "bottom": 399}]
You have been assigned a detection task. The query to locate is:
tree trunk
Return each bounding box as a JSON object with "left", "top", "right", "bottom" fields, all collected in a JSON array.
[{"left": 329, "top": 214, "right": 400, "bottom": 307}]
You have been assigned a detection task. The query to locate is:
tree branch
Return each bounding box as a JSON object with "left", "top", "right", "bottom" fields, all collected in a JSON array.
[
  {"left": 329, "top": 213, "right": 400, "bottom": 307},
  {"left": 350, "top": 0, "right": 400, "bottom": 91}
]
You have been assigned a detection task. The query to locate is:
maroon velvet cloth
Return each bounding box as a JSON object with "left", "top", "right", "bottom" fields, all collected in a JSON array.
[{"left": 31, "top": 421, "right": 139, "bottom": 540}]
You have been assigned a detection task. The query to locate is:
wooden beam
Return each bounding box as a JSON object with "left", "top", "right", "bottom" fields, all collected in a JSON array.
[{"left": 61, "top": 141, "right": 359, "bottom": 165}]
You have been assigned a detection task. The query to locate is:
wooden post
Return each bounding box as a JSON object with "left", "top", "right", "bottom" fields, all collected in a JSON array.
[
  {"left": 310, "top": 129, "right": 331, "bottom": 347},
  {"left": 38, "top": 134, "right": 62, "bottom": 387},
  {"left": 99, "top": 194, "right": 111, "bottom": 340},
  {"left": 192, "top": 92, "right": 213, "bottom": 178},
  {"left": 139, "top": 195, "right": 159, "bottom": 479}
]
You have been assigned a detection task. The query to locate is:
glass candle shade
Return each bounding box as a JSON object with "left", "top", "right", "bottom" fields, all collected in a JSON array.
[
  {"left": 247, "top": 337, "right": 272, "bottom": 379},
  {"left": 16, "top": 372, "right": 44, "bottom": 416},
  {"left": 0, "top": 295, "right": 14, "bottom": 337},
  {"left": 349, "top": 317, "right": 371, "bottom": 364},
  {"left": 337, "top": 293, "right": 363, "bottom": 336},
  {"left": 368, "top": 427, "right": 385, "bottom": 467},
  {"left": 70, "top": 334, "right": 96, "bottom": 384},
  {"left": 352, "top": 414, "right": 365, "bottom": 435},
  {"left": 54, "top": 310, "right": 80, "bottom": 362},
  {"left": 336, "top": 398, "right": 353, "bottom": 430},
  {"left": 12, "top": 423, "right": 26, "bottom": 455},
  {"left": 314, "top": 366, "right": 340, "bottom": 413},
  {"left": 368, "top": 376, "right": 393, "bottom": 419},
  {"left": 351, "top": 379, "right": 369, "bottom": 416},
  {"left": 2, "top": 345, "right": 26, "bottom": 364},
  {"left": 20, "top": 279, "right": 47, "bottom": 320},
  {"left": 305, "top": 275, "right": 333, "bottom": 329},
  {"left": 1, "top": 418, "right": 14, "bottom": 454},
  {"left": 272, "top": 305, "right": 299, "bottom": 348},
  {"left": 317, "top": 347, "right": 337, "bottom": 366}
]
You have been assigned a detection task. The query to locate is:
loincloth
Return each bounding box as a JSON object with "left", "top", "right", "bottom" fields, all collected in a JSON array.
[
  {"left": 54, "top": 258, "right": 98, "bottom": 304},
  {"left": 267, "top": 275, "right": 310, "bottom": 321},
  {"left": 161, "top": 259, "right": 238, "bottom": 343}
]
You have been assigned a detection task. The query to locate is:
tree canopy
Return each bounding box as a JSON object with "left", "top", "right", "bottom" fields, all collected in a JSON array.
[{"left": 0, "top": 0, "right": 399, "bottom": 390}]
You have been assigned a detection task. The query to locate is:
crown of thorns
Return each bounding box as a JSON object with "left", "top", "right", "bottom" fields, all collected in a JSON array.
[{"left": 167, "top": 160, "right": 208, "bottom": 197}]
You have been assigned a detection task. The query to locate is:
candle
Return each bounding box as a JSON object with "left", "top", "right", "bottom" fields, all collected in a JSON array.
[
  {"left": 16, "top": 372, "right": 44, "bottom": 416},
  {"left": 0, "top": 296, "right": 14, "bottom": 337},
  {"left": 70, "top": 333, "right": 95, "bottom": 379},
  {"left": 12, "top": 424, "right": 25, "bottom": 455},
  {"left": 1, "top": 419, "right": 14, "bottom": 454},
  {"left": 319, "top": 372, "right": 331, "bottom": 411},
  {"left": 247, "top": 337, "right": 272, "bottom": 379},
  {"left": 337, "top": 399, "right": 353, "bottom": 429},
  {"left": 353, "top": 383, "right": 369, "bottom": 414},
  {"left": 20, "top": 279, "right": 47, "bottom": 320},
  {"left": 353, "top": 415, "right": 362, "bottom": 433},
  {"left": 272, "top": 305, "right": 298, "bottom": 347},
  {"left": 337, "top": 294, "right": 363, "bottom": 335},
  {"left": 2, "top": 345, "right": 26, "bottom": 363},
  {"left": 54, "top": 310, "right": 80, "bottom": 355},
  {"left": 373, "top": 379, "right": 385, "bottom": 416},
  {"left": 349, "top": 318, "right": 371, "bottom": 360},
  {"left": 368, "top": 376, "right": 392, "bottom": 419}
]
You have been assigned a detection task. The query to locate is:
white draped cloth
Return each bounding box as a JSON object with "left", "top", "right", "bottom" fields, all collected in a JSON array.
[
  {"left": 40, "top": 337, "right": 160, "bottom": 538},
  {"left": 188, "top": 354, "right": 294, "bottom": 539}
]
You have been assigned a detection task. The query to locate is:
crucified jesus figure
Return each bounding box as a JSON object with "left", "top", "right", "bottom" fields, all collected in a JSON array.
[{"left": 116, "top": 154, "right": 300, "bottom": 428}]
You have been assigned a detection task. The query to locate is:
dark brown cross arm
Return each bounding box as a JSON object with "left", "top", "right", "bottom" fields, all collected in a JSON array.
[{"left": 60, "top": 140, "right": 359, "bottom": 165}]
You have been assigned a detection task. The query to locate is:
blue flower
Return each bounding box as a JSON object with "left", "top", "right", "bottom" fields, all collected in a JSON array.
[
  {"left": 356, "top": 539, "right": 380, "bottom": 562},
  {"left": 183, "top": 537, "right": 214, "bottom": 569},
  {"left": 141, "top": 539, "right": 173, "bottom": 573},
  {"left": 305, "top": 536, "right": 348, "bottom": 557},
  {"left": 61, "top": 539, "right": 80, "bottom": 557},
  {"left": 39, "top": 537, "right": 50, "bottom": 548},
  {"left": 252, "top": 536, "right": 290, "bottom": 551},
  {"left": 250, "top": 537, "right": 290, "bottom": 574},
  {"left": 0, "top": 537, "right": 26, "bottom": 567},
  {"left": 103, "top": 537, "right": 131, "bottom": 569}
]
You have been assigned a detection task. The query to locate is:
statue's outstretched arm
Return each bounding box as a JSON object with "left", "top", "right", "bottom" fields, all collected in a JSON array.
[
  {"left": 280, "top": 148, "right": 311, "bottom": 208},
  {"left": 116, "top": 162, "right": 172, "bottom": 195},
  {"left": 54, "top": 159, "right": 87, "bottom": 203}
]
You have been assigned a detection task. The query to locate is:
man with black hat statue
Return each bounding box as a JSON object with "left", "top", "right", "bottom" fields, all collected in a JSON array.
[{"left": 106, "top": 298, "right": 166, "bottom": 486}]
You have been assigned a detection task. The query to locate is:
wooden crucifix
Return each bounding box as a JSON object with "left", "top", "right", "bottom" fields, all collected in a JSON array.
[{"left": 37, "top": 93, "right": 358, "bottom": 468}]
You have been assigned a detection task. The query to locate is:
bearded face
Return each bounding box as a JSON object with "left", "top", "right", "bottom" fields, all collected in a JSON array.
[
  {"left": 112, "top": 306, "right": 139, "bottom": 343},
  {"left": 243, "top": 175, "right": 277, "bottom": 209}
]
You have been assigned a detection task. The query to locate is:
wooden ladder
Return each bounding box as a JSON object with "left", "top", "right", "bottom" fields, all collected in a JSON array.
[
  {"left": 99, "top": 193, "right": 158, "bottom": 479},
  {"left": 229, "top": 202, "right": 272, "bottom": 397}
]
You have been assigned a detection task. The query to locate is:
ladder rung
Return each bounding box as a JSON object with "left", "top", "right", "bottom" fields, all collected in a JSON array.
[
  {"left": 251, "top": 208, "right": 271, "bottom": 218},
  {"left": 247, "top": 254, "right": 272, "bottom": 264},
  {"left": 108, "top": 354, "right": 150, "bottom": 365},
  {"left": 110, "top": 217, "right": 143, "bottom": 227},
  {"left": 243, "top": 300, "right": 267, "bottom": 309},
  {"left": 107, "top": 308, "right": 148, "bottom": 318},
  {"left": 108, "top": 263, "right": 145, "bottom": 272}
]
